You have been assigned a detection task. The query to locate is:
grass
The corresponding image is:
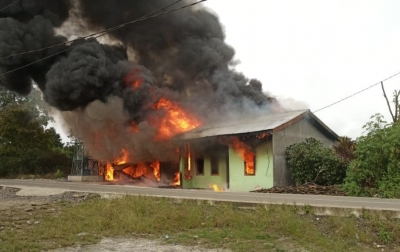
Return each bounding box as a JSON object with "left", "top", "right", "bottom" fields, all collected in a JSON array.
[{"left": 1, "top": 196, "right": 400, "bottom": 252}]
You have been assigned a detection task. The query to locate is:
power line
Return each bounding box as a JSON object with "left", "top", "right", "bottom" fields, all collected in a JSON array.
[
  {"left": 0, "top": 0, "right": 206, "bottom": 77},
  {"left": 0, "top": 0, "right": 184, "bottom": 60},
  {"left": 0, "top": 0, "right": 20, "bottom": 13},
  {"left": 313, "top": 70, "right": 400, "bottom": 113}
]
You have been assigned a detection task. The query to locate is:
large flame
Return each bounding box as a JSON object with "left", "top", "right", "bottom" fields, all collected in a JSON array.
[
  {"left": 230, "top": 138, "right": 255, "bottom": 175},
  {"left": 105, "top": 163, "right": 114, "bottom": 181},
  {"left": 114, "top": 148, "right": 129, "bottom": 165},
  {"left": 210, "top": 183, "right": 224, "bottom": 192},
  {"left": 170, "top": 172, "right": 181, "bottom": 186},
  {"left": 151, "top": 161, "right": 161, "bottom": 181},
  {"left": 100, "top": 96, "right": 201, "bottom": 184},
  {"left": 150, "top": 97, "right": 201, "bottom": 141}
]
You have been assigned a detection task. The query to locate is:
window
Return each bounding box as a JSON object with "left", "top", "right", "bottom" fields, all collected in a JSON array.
[
  {"left": 195, "top": 158, "right": 204, "bottom": 175},
  {"left": 244, "top": 155, "right": 256, "bottom": 176},
  {"left": 211, "top": 157, "right": 219, "bottom": 175}
]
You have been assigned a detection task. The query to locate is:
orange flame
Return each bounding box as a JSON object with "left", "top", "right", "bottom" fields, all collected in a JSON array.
[
  {"left": 105, "top": 163, "right": 114, "bottom": 181},
  {"left": 130, "top": 79, "right": 141, "bottom": 91},
  {"left": 170, "top": 172, "right": 181, "bottom": 186},
  {"left": 124, "top": 68, "right": 143, "bottom": 91},
  {"left": 230, "top": 138, "right": 255, "bottom": 175},
  {"left": 129, "top": 122, "right": 140, "bottom": 133},
  {"left": 257, "top": 133, "right": 268, "bottom": 139},
  {"left": 210, "top": 183, "right": 224, "bottom": 192},
  {"left": 151, "top": 161, "right": 161, "bottom": 181},
  {"left": 187, "top": 147, "right": 191, "bottom": 171},
  {"left": 114, "top": 148, "right": 129, "bottom": 165},
  {"left": 150, "top": 97, "right": 201, "bottom": 141}
]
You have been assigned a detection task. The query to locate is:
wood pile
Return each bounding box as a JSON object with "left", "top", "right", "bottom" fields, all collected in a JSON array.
[{"left": 251, "top": 183, "right": 348, "bottom": 196}]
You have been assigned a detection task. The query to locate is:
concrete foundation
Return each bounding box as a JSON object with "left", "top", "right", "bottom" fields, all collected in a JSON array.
[{"left": 67, "top": 175, "right": 104, "bottom": 182}]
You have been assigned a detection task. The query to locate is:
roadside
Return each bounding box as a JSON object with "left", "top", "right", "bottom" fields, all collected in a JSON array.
[{"left": 1, "top": 185, "right": 400, "bottom": 252}]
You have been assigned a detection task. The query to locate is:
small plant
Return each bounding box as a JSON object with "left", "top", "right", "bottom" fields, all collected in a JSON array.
[
  {"left": 54, "top": 169, "right": 64, "bottom": 179},
  {"left": 302, "top": 204, "right": 313, "bottom": 215}
]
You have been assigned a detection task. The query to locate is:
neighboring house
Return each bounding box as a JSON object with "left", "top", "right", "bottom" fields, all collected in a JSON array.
[{"left": 176, "top": 109, "right": 338, "bottom": 192}]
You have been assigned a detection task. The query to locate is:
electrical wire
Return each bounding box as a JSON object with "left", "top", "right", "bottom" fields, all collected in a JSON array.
[
  {"left": 313, "top": 70, "right": 400, "bottom": 113},
  {"left": 0, "top": 0, "right": 206, "bottom": 77},
  {"left": 0, "top": 0, "right": 184, "bottom": 60},
  {"left": 0, "top": 0, "right": 20, "bottom": 13}
]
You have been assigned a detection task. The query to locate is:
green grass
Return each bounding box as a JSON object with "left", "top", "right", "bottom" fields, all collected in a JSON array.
[{"left": 1, "top": 196, "right": 400, "bottom": 252}]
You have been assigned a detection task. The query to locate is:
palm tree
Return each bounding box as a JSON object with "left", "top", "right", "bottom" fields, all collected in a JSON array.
[{"left": 333, "top": 136, "right": 355, "bottom": 164}]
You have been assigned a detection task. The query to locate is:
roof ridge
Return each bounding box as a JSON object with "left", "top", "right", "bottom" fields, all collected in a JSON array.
[{"left": 186, "top": 109, "right": 310, "bottom": 134}]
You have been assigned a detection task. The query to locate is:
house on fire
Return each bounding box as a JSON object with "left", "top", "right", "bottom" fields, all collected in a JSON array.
[{"left": 176, "top": 109, "right": 339, "bottom": 192}]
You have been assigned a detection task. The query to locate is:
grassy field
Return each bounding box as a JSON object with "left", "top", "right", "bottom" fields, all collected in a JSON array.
[{"left": 1, "top": 195, "right": 400, "bottom": 252}]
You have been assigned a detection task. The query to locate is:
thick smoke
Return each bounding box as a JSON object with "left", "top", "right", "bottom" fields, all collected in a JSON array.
[
  {"left": 0, "top": 0, "right": 71, "bottom": 93},
  {"left": 78, "top": 0, "right": 272, "bottom": 115},
  {"left": 0, "top": 0, "right": 279, "bottom": 163}
]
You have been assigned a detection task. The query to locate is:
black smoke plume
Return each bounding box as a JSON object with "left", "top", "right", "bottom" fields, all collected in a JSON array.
[{"left": 0, "top": 0, "right": 279, "bottom": 163}]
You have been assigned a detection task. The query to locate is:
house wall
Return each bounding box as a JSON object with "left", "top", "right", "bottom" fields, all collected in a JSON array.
[
  {"left": 228, "top": 141, "right": 273, "bottom": 192},
  {"left": 181, "top": 155, "right": 228, "bottom": 189},
  {"left": 272, "top": 117, "right": 337, "bottom": 186}
]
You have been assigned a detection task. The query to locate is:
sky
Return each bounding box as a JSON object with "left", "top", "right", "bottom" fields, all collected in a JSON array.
[
  {"left": 203, "top": 0, "right": 400, "bottom": 138},
  {"left": 52, "top": 0, "right": 400, "bottom": 141}
]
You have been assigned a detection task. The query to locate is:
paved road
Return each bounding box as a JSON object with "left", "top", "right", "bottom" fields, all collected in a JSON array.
[{"left": 1, "top": 179, "right": 400, "bottom": 211}]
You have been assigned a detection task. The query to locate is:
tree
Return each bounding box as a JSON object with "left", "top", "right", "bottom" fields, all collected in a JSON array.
[
  {"left": 0, "top": 88, "right": 71, "bottom": 177},
  {"left": 332, "top": 136, "right": 355, "bottom": 164},
  {"left": 381, "top": 82, "right": 400, "bottom": 123},
  {"left": 285, "top": 138, "right": 347, "bottom": 186}
]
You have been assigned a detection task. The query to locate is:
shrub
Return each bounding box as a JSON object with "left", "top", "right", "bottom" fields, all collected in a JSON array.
[
  {"left": 342, "top": 114, "right": 400, "bottom": 197},
  {"left": 285, "top": 138, "right": 347, "bottom": 186},
  {"left": 54, "top": 169, "right": 65, "bottom": 179}
]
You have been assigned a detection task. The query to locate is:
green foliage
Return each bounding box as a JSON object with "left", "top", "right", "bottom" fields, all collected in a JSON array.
[
  {"left": 285, "top": 138, "right": 347, "bottom": 186},
  {"left": 0, "top": 88, "right": 71, "bottom": 177},
  {"left": 54, "top": 169, "right": 65, "bottom": 179},
  {"left": 343, "top": 114, "right": 400, "bottom": 197},
  {"left": 332, "top": 136, "right": 355, "bottom": 164}
]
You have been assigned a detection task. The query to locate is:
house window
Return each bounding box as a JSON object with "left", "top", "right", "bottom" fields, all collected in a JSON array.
[
  {"left": 195, "top": 158, "right": 204, "bottom": 175},
  {"left": 211, "top": 157, "right": 219, "bottom": 175},
  {"left": 244, "top": 155, "right": 256, "bottom": 176}
]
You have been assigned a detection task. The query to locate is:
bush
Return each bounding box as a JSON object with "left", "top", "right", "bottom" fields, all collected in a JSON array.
[
  {"left": 342, "top": 114, "right": 400, "bottom": 197},
  {"left": 285, "top": 138, "right": 347, "bottom": 186},
  {"left": 54, "top": 169, "right": 65, "bottom": 179}
]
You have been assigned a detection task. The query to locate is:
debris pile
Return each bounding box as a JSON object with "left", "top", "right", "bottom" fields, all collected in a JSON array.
[
  {"left": 158, "top": 185, "right": 181, "bottom": 189},
  {"left": 251, "top": 183, "right": 348, "bottom": 196}
]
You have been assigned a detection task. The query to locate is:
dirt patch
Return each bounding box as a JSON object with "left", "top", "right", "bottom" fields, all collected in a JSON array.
[
  {"left": 50, "top": 237, "right": 230, "bottom": 252},
  {"left": 0, "top": 186, "right": 100, "bottom": 211}
]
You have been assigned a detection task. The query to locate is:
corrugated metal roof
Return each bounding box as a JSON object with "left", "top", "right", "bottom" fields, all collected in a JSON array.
[{"left": 178, "top": 109, "right": 310, "bottom": 140}]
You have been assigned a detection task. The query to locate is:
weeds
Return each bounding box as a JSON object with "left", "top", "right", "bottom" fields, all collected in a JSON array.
[{"left": 0, "top": 196, "right": 400, "bottom": 252}]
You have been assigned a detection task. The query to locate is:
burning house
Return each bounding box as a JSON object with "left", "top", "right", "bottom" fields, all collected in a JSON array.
[
  {"left": 176, "top": 109, "right": 338, "bottom": 192},
  {"left": 68, "top": 109, "right": 338, "bottom": 192},
  {"left": 0, "top": 0, "right": 338, "bottom": 191}
]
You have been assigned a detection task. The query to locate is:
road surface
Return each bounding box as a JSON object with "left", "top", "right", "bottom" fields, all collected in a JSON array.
[{"left": 1, "top": 179, "right": 400, "bottom": 213}]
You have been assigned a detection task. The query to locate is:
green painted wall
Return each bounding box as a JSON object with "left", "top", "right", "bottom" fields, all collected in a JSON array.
[
  {"left": 180, "top": 155, "right": 192, "bottom": 189},
  {"left": 228, "top": 141, "right": 273, "bottom": 192},
  {"left": 191, "top": 156, "right": 227, "bottom": 189},
  {"left": 181, "top": 155, "right": 227, "bottom": 189}
]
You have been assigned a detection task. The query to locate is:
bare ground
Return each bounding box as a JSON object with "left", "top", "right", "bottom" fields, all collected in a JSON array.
[{"left": 50, "top": 237, "right": 230, "bottom": 252}]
